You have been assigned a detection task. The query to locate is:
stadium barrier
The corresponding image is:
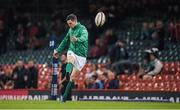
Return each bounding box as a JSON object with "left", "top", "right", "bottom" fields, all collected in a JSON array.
[
  {"left": 73, "top": 89, "right": 180, "bottom": 103},
  {"left": 0, "top": 89, "right": 49, "bottom": 100},
  {"left": 0, "top": 89, "right": 179, "bottom": 103}
]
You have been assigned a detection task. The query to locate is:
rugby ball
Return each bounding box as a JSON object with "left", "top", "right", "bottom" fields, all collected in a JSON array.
[{"left": 95, "top": 12, "right": 106, "bottom": 27}]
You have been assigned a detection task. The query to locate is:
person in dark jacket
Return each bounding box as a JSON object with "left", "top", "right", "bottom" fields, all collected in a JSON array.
[
  {"left": 0, "top": 65, "right": 5, "bottom": 89},
  {"left": 107, "top": 72, "right": 119, "bottom": 89},
  {"left": 155, "top": 20, "right": 165, "bottom": 50},
  {"left": 109, "top": 40, "right": 129, "bottom": 64},
  {"left": 12, "top": 60, "right": 27, "bottom": 89},
  {"left": 26, "top": 60, "right": 38, "bottom": 89},
  {"left": 0, "top": 20, "right": 8, "bottom": 54},
  {"left": 59, "top": 54, "right": 71, "bottom": 100}
]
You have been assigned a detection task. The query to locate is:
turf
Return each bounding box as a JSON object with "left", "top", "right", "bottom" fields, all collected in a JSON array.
[{"left": 0, "top": 100, "right": 180, "bottom": 110}]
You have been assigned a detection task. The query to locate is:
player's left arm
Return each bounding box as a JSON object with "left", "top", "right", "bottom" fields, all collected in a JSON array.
[{"left": 77, "top": 27, "right": 88, "bottom": 42}]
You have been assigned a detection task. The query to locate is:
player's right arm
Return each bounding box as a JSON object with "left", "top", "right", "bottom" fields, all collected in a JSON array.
[{"left": 53, "top": 31, "right": 70, "bottom": 58}]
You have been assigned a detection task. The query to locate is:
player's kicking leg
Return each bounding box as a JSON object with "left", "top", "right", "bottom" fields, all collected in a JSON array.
[
  {"left": 61, "top": 67, "right": 79, "bottom": 102},
  {"left": 60, "top": 53, "right": 80, "bottom": 102},
  {"left": 60, "top": 51, "right": 86, "bottom": 102}
]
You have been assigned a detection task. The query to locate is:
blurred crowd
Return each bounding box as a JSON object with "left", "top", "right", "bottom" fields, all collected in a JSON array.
[
  {"left": 0, "top": 0, "right": 180, "bottom": 54},
  {"left": 58, "top": 53, "right": 120, "bottom": 90},
  {"left": 140, "top": 20, "right": 180, "bottom": 50},
  {"left": 0, "top": 60, "right": 38, "bottom": 89},
  {"left": 1, "top": 0, "right": 180, "bottom": 90},
  {"left": 83, "top": 63, "right": 120, "bottom": 89},
  {"left": 86, "top": 49, "right": 163, "bottom": 89}
]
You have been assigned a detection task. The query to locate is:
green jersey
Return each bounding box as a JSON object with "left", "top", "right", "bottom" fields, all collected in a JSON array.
[{"left": 56, "top": 22, "right": 88, "bottom": 57}]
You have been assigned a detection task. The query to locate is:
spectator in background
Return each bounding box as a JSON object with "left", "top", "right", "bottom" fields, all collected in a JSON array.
[
  {"left": 107, "top": 71, "right": 119, "bottom": 89},
  {"left": 139, "top": 48, "right": 163, "bottom": 80},
  {"left": 110, "top": 39, "right": 141, "bottom": 75},
  {"left": 59, "top": 54, "right": 67, "bottom": 90},
  {"left": 15, "top": 24, "right": 27, "bottom": 50},
  {"left": 12, "top": 60, "right": 27, "bottom": 89},
  {"left": 90, "top": 38, "right": 107, "bottom": 58},
  {"left": 140, "top": 22, "right": 149, "bottom": 40},
  {"left": 89, "top": 74, "right": 101, "bottom": 89},
  {"left": 0, "top": 66, "right": 14, "bottom": 89},
  {"left": 59, "top": 54, "right": 68, "bottom": 94},
  {"left": 168, "top": 5, "right": 180, "bottom": 19},
  {"left": 27, "top": 22, "right": 45, "bottom": 50},
  {"left": 90, "top": 38, "right": 101, "bottom": 58},
  {"left": 28, "top": 23, "right": 40, "bottom": 49},
  {"left": 85, "top": 68, "right": 120, "bottom": 89},
  {"left": 51, "top": 18, "right": 63, "bottom": 36},
  {"left": 85, "top": 63, "right": 98, "bottom": 78},
  {"left": 103, "top": 28, "right": 117, "bottom": 46},
  {"left": 84, "top": 77, "right": 91, "bottom": 89},
  {"left": 156, "top": 20, "right": 165, "bottom": 50},
  {"left": 96, "top": 64, "right": 108, "bottom": 76},
  {"left": 109, "top": 40, "right": 129, "bottom": 64},
  {"left": 101, "top": 72, "right": 108, "bottom": 89},
  {"left": 26, "top": 60, "right": 38, "bottom": 89},
  {"left": 148, "top": 22, "right": 155, "bottom": 39},
  {"left": 95, "top": 73, "right": 105, "bottom": 89},
  {"left": 0, "top": 19, "right": 8, "bottom": 54},
  {"left": 0, "top": 65, "right": 5, "bottom": 89},
  {"left": 168, "top": 21, "right": 177, "bottom": 42},
  {"left": 59, "top": 54, "right": 71, "bottom": 100},
  {"left": 85, "top": 64, "right": 111, "bottom": 89},
  {"left": 140, "top": 22, "right": 155, "bottom": 40},
  {"left": 152, "top": 20, "right": 165, "bottom": 50},
  {"left": 84, "top": 63, "right": 98, "bottom": 89}
]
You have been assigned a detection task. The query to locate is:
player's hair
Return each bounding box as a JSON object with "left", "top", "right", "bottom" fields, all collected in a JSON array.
[{"left": 66, "top": 14, "right": 77, "bottom": 21}]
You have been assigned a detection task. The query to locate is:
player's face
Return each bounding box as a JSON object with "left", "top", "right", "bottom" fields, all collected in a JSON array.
[{"left": 67, "top": 20, "right": 76, "bottom": 28}]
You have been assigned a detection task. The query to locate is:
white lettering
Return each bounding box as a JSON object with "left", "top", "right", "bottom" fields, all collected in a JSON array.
[
  {"left": 169, "top": 97, "right": 175, "bottom": 102},
  {"left": 99, "top": 96, "right": 104, "bottom": 100},
  {"left": 176, "top": 97, "right": 180, "bottom": 103},
  {"left": 93, "top": 96, "right": 98, "bottom": 100},
  {"left": 112, "top": 96, "right": 117, "bottom": 100},
  {"left": 105, "top": 96, "right": 111, "bottom": 100}
]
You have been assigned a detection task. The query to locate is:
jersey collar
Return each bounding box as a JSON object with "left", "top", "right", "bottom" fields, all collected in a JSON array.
[{"left": 72, "top": 22, "right": 80, "bottom": 30}]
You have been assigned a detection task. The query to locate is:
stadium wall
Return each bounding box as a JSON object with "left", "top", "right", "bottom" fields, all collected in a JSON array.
[
  {"left": 73, "top": 90, "right": 180, "bottom": 103},
  {"left": 0, "top": 89, "right": 180, "bottom": 103}
]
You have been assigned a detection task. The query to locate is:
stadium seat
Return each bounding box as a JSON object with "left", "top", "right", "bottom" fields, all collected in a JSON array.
[{"left": 1, "top": 60, "right": 180, "bottom": 91}]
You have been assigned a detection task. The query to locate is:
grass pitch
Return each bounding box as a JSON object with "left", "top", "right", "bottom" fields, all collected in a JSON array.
[{"left": 0, "top": 100, "right": 180, "bottom": 110}]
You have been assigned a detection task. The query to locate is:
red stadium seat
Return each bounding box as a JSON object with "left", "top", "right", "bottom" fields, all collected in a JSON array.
[
  {"left": 119, "top": 75, "right": 128, "bottom": 82},
  {"left": 3, "top": 62, "right": 180, "bottom": 91},
  {"left": 146, "top": 82, "right": 153, "bottom": 91}
]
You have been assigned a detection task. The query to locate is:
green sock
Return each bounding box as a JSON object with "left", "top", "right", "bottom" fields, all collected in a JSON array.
[
  {"left": 66, "top": 63, "right": 73, "bottom": 76},
  {"left": 63, "top": 80, "right": 74, "bottom": 100},
  {"left": 63, "top": 63, "right": 73, "bottom": 100}
]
